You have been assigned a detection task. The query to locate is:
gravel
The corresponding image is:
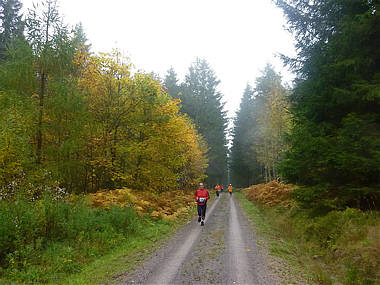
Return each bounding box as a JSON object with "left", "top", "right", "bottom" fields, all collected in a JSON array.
[{"left": 116, "top": 193, "right": 281, "bottom": 285}]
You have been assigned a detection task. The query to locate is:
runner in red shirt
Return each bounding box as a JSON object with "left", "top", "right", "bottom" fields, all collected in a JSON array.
[{"left": 194, "top": 182, "right": 210, "bottom": 226}]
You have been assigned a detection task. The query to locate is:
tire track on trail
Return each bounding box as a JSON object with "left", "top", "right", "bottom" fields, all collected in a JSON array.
[
  {"left": 118, "top": 192, "right": 278, "bottom": 285},
  {"left": 145, "top": 196, "right": 221, "bottom": 285},
  {"left": 227, "top": 195, "right": 275, "bottom": 284},
  {"left": 118, "top": 196, "right": 221, "bottom": 285},
  {"left": 228, "top": 196, "right": 254, "bottom": 283}
]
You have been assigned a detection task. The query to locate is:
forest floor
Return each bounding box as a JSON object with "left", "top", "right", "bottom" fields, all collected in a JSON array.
[{"left": 115, "top": 191, "right": 285, "bottom": 285}]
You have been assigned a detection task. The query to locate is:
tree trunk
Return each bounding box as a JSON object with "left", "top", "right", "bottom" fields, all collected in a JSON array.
[{"left": 36, "top": 72, "right": 46, "bottom": 164}]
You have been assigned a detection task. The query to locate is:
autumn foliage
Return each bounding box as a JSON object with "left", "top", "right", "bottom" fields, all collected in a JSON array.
[
  {"left": 0, "top": 47, "right": 208, "bottom": 199},
  {"left": 245, "top": 181, "right": 298, "bottom": 207},
  {"left": 88, "top": 188, "right": 195, "bottom": 221},
  {"left": 0, "top": 4, "right": 209, "bottom": 280}
]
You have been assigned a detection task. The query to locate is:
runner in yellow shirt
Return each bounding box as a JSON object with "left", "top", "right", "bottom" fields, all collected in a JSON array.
[
  {"left": 215, "top": 184, "right": 221, "bottom": 197},
  {"left": 228, "top": 184, "right": 232, "bottom": 196}
]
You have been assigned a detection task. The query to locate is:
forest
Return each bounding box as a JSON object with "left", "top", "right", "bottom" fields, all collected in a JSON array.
[
  {"left": 0, "top": 0, "right": 379, "bottom": 283},
  {"left": 0, "top": 0, "right": 229, "bottom": 282},
  {"left": 230, "top": 0, "right": 379, "bottom": 212},
  {"left": 0, "top": 0, "right": 220, "bottom": 198}
]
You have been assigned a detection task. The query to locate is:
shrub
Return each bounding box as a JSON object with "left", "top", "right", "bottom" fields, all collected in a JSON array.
[
  {"left": 243, "top": 182, "right": 379, "bottom": 284},
  {"left": 271, "top": 206, "right": 378, "bottom": 283},
  {"left": 0, "top": 195, "right": 141, "bottom": 283}
]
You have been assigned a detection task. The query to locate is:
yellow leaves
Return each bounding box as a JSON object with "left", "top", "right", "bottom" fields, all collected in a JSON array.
[
  {"left": 73, "top": 49, "right": 207, "bottom": 192},
  {"left": 245, "top": 181, "right": 298, "bottom": 207},
  {"left": 89, "top": 187, "right": 135, "bottom": 209},
  {"left": 76, "top": 50, "right": 133, "bottom": 108},
  {"left": 150, "top": 210, "right": 161, "bottom": 219},
  {"left": 0, "top": 147, "right": 22, "bottom": 188},
  {"left": 88, "top": 188, "right": 195, "bottom": 221}
]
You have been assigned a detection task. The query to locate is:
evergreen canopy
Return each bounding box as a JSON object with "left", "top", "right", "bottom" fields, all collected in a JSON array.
[{"left": 276, "top": 0, "right": 380, "bottom": 209}]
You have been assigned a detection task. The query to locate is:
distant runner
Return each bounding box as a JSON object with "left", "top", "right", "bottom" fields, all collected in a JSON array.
[
  {"left": 228, "top": 184, "right": 233, "bottom": 196},
  {"left": 215, "top": 184, "right": 221, "bottom": 197},
  {"left": 195, "top": 182, "right": 210, "bottom": 226}
]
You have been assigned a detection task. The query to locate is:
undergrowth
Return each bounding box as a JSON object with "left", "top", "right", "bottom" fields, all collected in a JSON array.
[
  {"left": 0, "top": 194, "right": 190, "bottom": 284},
  {"left": 237, "top": 189, "right": 379, "bottom": 285}
]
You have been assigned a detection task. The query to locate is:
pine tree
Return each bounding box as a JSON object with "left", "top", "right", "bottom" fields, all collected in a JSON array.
[
  {"left": 0, "top": 0, "right": 89, "bottom": 194},
  {"left": 181, "top": 58, "right": 228, "bottom": 185},
  {"left": 276, "top": 0, "right": 380, "bottom": 209},
  {"left": 0, "top": 0, "right": 24, "bottom": 59},
  {"left": 72, "top": 22, "right": 91, "bottom": 52},
  {"left": 163, "top": 67, "right": 180, "bottom": 99},
  {"left": 230, "top": 84, "right": 260, "bottom": 187},
  {"left": 25, "top": 0, "right": 71, "bottom": 165}
]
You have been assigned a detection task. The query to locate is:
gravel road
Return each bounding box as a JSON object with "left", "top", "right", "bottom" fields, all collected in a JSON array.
[{"left": 118, "top": 192, "right": 279, "bottom": 285}]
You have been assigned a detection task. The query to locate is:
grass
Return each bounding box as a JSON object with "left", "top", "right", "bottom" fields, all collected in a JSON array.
[
  {"left": 0, "top": 195, "right": 197, "bottom": 285},
  {"left": 0, "top": 219, "right": 177, "bottom": 285},
  {"left": 236, "top": 190, "right": 380, "bottom": 285},
  {"left": 53, "top": 218, "right": 176, "bottom": 285},
  {"left": 235, "top": 191, "right": 312, "bottom": 284}
]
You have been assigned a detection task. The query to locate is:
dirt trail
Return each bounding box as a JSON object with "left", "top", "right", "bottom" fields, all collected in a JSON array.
[{"left": 118, "top": 192, "right": 278, "bottom": 285}]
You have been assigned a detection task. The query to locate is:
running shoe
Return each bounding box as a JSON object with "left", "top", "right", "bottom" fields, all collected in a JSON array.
[{"left": 201, "top": 221, "right": 204, "bottom": 226}]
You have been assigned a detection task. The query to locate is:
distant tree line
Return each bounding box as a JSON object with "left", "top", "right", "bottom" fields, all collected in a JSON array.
[{"left": 230, "top": 65, "right": 290, "bottom": 187}]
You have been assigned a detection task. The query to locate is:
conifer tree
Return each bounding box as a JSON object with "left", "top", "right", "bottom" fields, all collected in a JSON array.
[
  {"left": 163, "top": 67, "right": 180, "bottom": 99},
  {"left": 25, "top": 0, "right": 73, "bottom": 165},
  {"left": 276, "top": 0, "right": 380, "bottom": 209},
  {"left": 181, "top": 58, "right": 228, "bottom": 185},
  {"left": 0, "top": 0, "right": 24, "bottom": 59},
  {"left": 72, "top": 22, "right": 91, "bottom": 52},
  {"left": 230, "top": 84, "right": 260, "bottom": 187},
  {"left": 230, "top": 66, "right": 289, "bottom": 186}
]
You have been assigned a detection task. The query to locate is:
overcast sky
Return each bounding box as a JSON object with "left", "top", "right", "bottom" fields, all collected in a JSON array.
[{"left": 22, "top": 0, "right": 296, "bottom": 119}]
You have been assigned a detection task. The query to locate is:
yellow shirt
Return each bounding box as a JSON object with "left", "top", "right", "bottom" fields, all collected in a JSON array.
[{"left": 228, "top": 185, "right": 232, "bottom": 192}]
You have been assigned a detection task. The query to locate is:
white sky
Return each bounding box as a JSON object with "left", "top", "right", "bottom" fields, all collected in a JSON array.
[{"left": 22, "top": 0, "right": 296, "bottom": 119}]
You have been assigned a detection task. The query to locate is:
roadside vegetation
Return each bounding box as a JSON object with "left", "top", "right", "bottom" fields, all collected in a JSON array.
[
  {"left": 237, "top": 182, "right": 379, "bottom": 284},
  {"left": 0, "top": 190, "right": 197, "bottom": 284}
]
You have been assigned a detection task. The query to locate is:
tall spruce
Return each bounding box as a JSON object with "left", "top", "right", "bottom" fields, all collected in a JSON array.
[
  {"left": 276, "top": 0, "right": 380, "bottom": 209},
  {"left": 163, "top": 67, "right": 180, "bottom": 99},
  {"left": 181, "top": 58, "right": 228, "bottom": 185},
  {"left": 230, "top": 84, "right": 261, "bottom": 187},
  {"left": 72, "top": 22, "right": 91, "bottom": 52},
  {"left": 0, "top": 0, "right": 24, "bottom": 59}
]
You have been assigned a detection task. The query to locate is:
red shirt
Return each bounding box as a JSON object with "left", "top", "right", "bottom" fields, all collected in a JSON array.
[{"left": 195, "top": 189, "right": 210, "bottom": 205}]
